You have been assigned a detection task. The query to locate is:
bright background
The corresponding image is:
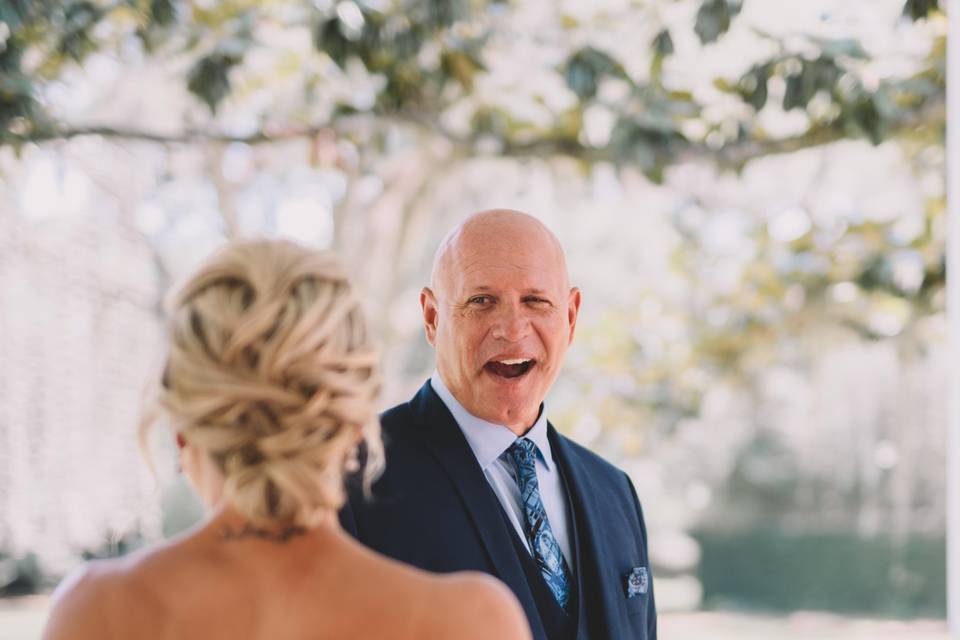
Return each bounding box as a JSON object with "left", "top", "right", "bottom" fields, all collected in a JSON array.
[{"left": 0, "top": 0, "right": 948, "bottom": 637}]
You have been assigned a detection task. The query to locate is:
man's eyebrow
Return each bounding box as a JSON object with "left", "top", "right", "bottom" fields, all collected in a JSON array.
[
  {"left": 461, "top": 287, "right": 551, "bottom": 296},
  {"left": 463, "top": 286, "right": 496, "bottom": 296},
  {"left": 519, "top": 289, "right": 556, "bottom": 299}
]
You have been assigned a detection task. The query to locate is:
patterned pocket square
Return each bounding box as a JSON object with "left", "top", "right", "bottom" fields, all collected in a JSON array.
[{"left": 624, "top": 566, "right": 649, "bottom": 598}]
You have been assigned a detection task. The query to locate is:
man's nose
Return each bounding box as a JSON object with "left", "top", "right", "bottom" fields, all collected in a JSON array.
[{"left": 491, "top": 304, "right": 531, "bottom": 342}]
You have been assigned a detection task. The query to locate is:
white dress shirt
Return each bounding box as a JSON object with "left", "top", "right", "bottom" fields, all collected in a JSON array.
[{"left": 430, "top": 373, "right": 574, "bottom": 568}]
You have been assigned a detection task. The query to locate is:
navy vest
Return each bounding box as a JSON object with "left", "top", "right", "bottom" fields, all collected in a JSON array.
[
  {"left": 497, "top": 447, "right": 599, "bottom": 640},
  {"left": 498, "top": 504, "right": 578, "bottom": 640}
]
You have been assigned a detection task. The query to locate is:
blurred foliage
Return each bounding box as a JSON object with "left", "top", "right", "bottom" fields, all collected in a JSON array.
[
  {"left": 0, "top": 552, "right": 42, "bottom": 595},
  {"left": 696, "top": 531, "right": 946, "bottom": 616},
  {"left": 0, "top": 0, "right": 945, "bottom": 182},
  {"left": 581, "top": 167, "right": 946, "bottom": 533}
]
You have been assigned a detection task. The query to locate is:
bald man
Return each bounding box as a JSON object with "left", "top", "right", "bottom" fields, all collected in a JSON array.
[{"left": 341, "top": 210, "right": 656, "bottom": 640}]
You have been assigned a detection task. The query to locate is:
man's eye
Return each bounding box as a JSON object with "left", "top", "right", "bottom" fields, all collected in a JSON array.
[{"left": 468, "top": 296, "right": 491, "bottom": 305}]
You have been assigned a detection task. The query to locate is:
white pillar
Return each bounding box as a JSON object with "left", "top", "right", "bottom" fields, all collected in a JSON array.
[{"left": 948, "top": 1, "right": 960, "bottom": 636}]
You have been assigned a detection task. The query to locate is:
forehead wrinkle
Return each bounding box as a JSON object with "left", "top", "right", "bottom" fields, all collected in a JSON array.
[{"left": 458, "top": 250, "right": 567, "bottom": 294}]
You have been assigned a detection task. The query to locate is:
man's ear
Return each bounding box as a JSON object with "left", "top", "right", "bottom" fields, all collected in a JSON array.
[
  {"left": 567, "top": 287, "right": 581, "bottom": 345},
  {"left": 420, "top": 287, "right": 439, "bottom": 346}
]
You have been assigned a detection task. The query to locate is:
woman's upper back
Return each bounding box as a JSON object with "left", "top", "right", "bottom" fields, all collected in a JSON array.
[
  {"left": 42, "top": 241, "right": 530, "bottom": 639},
  {"left": 42, "top": 515, "right": 530, "bottom": 640}
]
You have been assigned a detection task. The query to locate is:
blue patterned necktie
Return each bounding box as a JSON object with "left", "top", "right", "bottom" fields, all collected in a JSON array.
[{"left": 505, "top": 437, "right": 573, "bottom": 612}]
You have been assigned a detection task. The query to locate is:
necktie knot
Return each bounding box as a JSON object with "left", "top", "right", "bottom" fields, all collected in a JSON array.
[{"left": 507, "top": 437, "right": 538, "bottom": 469}]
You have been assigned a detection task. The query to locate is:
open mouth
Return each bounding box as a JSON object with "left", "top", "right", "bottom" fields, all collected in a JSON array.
[{"left": 484, "top": 358, "right": 536, "bottom": 379}]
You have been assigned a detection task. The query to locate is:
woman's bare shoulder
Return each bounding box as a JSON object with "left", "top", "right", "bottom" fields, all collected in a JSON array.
[
  {"left": 41, "top": 557, "right": 129, "bottom": 640},
  {"left": 414, "top": 571, "right": 532, "bottom": 640},
  {"left": 41, "top": 537, "right": 202, "bottom": 640},
  {"left": 341, "top": 541, "right": 529, "bottom": 640}
]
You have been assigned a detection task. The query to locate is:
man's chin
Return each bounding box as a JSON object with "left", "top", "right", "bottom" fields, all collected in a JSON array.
[
  {"left": 477, "top": 371, "right": 543, "bottom": 428},
  {"left": 480, "top": 407, "right": 540, "bottom": 433}
]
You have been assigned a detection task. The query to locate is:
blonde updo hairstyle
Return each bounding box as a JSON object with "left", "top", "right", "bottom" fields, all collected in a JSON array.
[{"left": 141, "top": 239, "right": 383, "bottom": 527}]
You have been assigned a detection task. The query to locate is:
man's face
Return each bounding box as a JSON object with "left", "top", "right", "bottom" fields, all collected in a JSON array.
[{"left": 421, "top": 218, "right": 580, "bottom": 434}]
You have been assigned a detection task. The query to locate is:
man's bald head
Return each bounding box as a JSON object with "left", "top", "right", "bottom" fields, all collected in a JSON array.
[
  {"left": 430, "top": 209, "right": 569, "bottom": 299},
  {"left": 420, "top": 208, "right": 580, "bottom": 434}
]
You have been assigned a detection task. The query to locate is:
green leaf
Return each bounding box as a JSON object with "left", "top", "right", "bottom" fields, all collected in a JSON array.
[
  {"left": 653, "top": 29, "right": 674, "bottom": 57},
  {"left": 186, "top": 52, "right": 241, "bottom": 113},
  {"left": 314, "top": 16, "right": 353, "bottom": 68},
  {"left": 0, "top": 86, "right": 38, "bottom": 143},
  {"left": 560, "top": 14, "right": 578, "bottom": 30},
  {"left": 0, "top": 71, "right": 31, "bottom": 96},
  {"left": 783, "top": 74, "right": 805, "bottom": 111},
  {"left": 695, "top": 0, "right": 733, "bottom": 45},
  {"left": 713, "top": 77, "right": 736, "bottom": 93},
  {"left": 58, "top": 1, "right": 102, "bottom": 61},
  {"left": 421, "top": 0, "right": 453, "bottom": 29},
  {"left": 902, "top": 0, "right": 939, "bottom": 21},
  {"left": 846, "top": 92, "right": 885, "bottom": 145},
  {"left": 855, "top": 255, "right": 890, "bottom": 291},
  {"left": 378, "top": 63, "right": 423, "bottom": 109},
  {"left": 331, "top": 102, "right": 359, "bottom": 118},
  {"left": 782, "top": 60, "right": 822, "bottom": 111},
  {"left": 564, "top": 47, "right": 621, "bottom": 100},
  {"left": 738, "top": 64, "right": 770, "bottom": 111},
  {"left": 0, "top": 1, "right": 24, "bottom": 31},
  {"left": 149, "top": 0, "right": 177, "bottom": 27},
  {"left": 471, "top": 106, "right": 509, "bottom": 136},
  {"left": 609, "top": 117, "right": 680, "bottom": 182},
  {"left": 811, "top": 56, "right": 841, "bottom": 92},
  {"left": 817, "top": 38, "right": 868, "bottom": 60},
  {"left": 375, "top": 20, "right": 421, "bottom": 64},
  {"left": 441, "top": 50, "right": 480, "bottom": 91},
  {"left": 896, "top": 76, "right": 940, "bottom": 99},
  {"left": 0, "top": 38, "right": 22, "bottom": 73},
  {"left": 746, "top": 77, "right": 768, "bottom": 112}
]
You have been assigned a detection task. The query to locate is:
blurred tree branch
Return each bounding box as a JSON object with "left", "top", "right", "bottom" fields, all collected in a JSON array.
[
  {"left": 2, "top": 0, "right": 944, "bottom": 180},
  {"left": 9, "top": 88, "right": 943, "bottom": 171}
]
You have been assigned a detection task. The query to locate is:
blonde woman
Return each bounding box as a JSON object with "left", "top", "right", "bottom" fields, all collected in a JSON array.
[{"left": 43, "top": 239, "right": 530, "bottom": 640}]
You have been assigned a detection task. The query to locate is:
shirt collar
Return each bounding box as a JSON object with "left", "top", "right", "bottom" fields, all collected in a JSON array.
[{"left": 430, "top": 372, "right": 554, "bottom": 471}]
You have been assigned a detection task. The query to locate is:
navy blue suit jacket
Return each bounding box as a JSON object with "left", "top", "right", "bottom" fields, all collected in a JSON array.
[{"left": 340, "top": 381, "right": 657, "bottom": 640}]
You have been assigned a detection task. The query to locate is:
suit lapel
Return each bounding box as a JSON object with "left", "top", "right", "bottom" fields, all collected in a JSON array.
[
  {"left": 407, "top": 382, "right": 547, "bottom": 640},
  {"left": 549, "top": 425, "right": 620, "bottom": 639}
]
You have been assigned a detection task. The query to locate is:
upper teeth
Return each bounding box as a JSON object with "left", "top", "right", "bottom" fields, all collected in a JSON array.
[{"left": 499, "top": 359, "right": 530, "bottom": 365}]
